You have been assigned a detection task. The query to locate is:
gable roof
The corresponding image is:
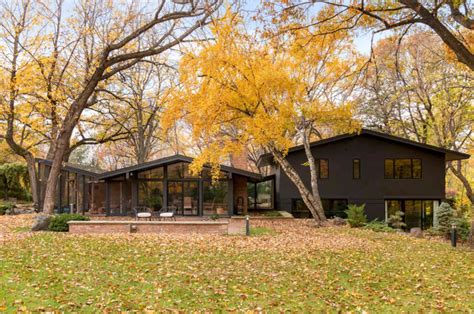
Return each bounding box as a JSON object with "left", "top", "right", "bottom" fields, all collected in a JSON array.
[
  {"left": 257, "top": 128, "right": 470, "bottom": 167},
  {"left": 36, "top": 159, "right": 101, "bottom": 177},
  {"left": 37, "top": 154, "right": 261, "bottom": 180},
  {"left": 97, "top": 154, "right": 261, "bottom": 180}
]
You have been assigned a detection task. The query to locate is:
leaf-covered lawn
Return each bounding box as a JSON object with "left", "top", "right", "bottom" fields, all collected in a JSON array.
[{"left": 0, "top": 217, "right": 473, "bottom": 312}]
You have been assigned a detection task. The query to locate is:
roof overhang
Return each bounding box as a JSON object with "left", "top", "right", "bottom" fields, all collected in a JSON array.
[{"left": 257, "top": 129, "right": 470, "bottom": 167}]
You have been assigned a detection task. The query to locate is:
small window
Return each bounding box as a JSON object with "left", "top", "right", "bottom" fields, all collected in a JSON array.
[
  {"left": 317, "top": 159, "right": 329, "bottom": 179},
  {"left": 353, "top": 159, "right": 360, "bottom": 179}
]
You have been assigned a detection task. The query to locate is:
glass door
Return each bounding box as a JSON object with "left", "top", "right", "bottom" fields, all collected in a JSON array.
[
  {"left": 183, "top": 181, "right": 199, "bottom": 216},
  {"left": 167, "top": 181, "right": 199, "bottom": 216}
]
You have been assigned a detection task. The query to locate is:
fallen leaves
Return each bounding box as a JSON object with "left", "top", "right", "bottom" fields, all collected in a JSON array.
[{"left": 0, "top": 216, "right": 473, "bottom": 312}]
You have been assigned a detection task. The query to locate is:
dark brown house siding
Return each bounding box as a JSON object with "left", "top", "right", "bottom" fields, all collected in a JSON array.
[{"left": 274, "top": 134, "right": 446, "bottom": 221}]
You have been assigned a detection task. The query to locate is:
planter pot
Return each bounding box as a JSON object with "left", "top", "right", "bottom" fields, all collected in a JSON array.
[{"left": 216, "top": 207, "right": 226, "bottom": 215}]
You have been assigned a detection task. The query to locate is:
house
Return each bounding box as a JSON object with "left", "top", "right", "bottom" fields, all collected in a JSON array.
[
  {"left": 36, "top": 129, "right": 469, "bottom": 229},
  {"left": 36, "top": 155, "right": 263, "bottom": 218},
  {"left": 257, "top": 129, "right": 469, "bottom": 229}
]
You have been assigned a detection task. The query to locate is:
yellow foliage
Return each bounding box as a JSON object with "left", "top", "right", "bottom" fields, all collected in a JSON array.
[{"left": 165, "top": 9, "right": 361, "bottom": 178}]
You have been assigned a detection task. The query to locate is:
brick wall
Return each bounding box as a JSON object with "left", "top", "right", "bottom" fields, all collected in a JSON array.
[
  {"left": 233, "top": 175, "right": 248, "bottom": 215},
  {"left": 68, "top": 221, "right": 229, "bottom": 234},
  {"left": 230, "top": 148, "right": 248, "bottom": 170}
]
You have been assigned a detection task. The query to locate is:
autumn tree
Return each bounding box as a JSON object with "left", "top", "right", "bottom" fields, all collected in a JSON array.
[
  {"left": 165, "top": 11, "right": 360, "bottom": 223},
  {"left": 360, "top": 32, "right": 473, "bottom": 204},
  {"left": 20, "top": 0, "right": 221, "bottom": 214},
  {"left": 270, "top": 1, "right": 474, "bottom": 71}
]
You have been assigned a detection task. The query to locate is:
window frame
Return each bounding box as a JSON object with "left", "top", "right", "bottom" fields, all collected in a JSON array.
[
  {"left": 316, "top": 159, "right": 329, "bottom": 179},
  {"left": 352, "top": 158, "right": 361, "bottom": 179},
  {"left": 384, "top": 158, "right": 422, "bottom": 179}
]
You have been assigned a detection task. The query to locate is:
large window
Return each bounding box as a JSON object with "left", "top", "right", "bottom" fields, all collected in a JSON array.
[
  {"left": 247, "top": 179, "right": 274, "bottom": 210},
  {"left": 203, "top": 181, "right": 229, "bottom": 215},
  {"left": 167, "top": 162, "right": 198, "bottom": 179},
  {"left": 138, "top": 181, "right": 163, "bottom": 210},
  {"left": 291, "top": 198, "right": 347, "bottom": 218},
  {"left": 317, "top": 159, "right": 329, "bottom": 179},
  {"left": 386, "top": 199, "right": 435, "bottom": 229},
  {"left": 384, "top": 159, "right": 422, "bottom": 179},
  {"left": 137, "top": 167, "right": 163, "bottom": 179}
]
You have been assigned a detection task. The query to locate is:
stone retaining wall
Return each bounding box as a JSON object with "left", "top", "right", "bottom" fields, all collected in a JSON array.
[{"left": 68, "top": 221, "right": 229, "bottom": 234}]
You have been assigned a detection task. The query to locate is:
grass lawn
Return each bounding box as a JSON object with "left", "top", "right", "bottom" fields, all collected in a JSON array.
[{"left": 0, "top": 216, "right": 473, "bottom": 312}]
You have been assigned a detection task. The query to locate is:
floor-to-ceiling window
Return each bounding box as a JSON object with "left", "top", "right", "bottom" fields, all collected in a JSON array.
[
  {"left": 247, "top": 178, "right": 275, "bottom": 211},
  {"left": 137, "top": 167, "right": 164, "bottom": 213},
  {"left": 108, "top": 175, "right": 132, "bottom": 215},
  {"left": 386, "top": 199, "right": 436, "bottom": 230},
  {"left": 202, "top": 180, "right": 229, "bottom": 215},
  {"left": 167, "top": 163, "right": 200, "bottom": 215}
]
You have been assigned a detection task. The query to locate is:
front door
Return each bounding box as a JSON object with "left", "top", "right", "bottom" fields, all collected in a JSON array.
[{"left": 167, "top": 181, "right": 199, "bottom": 216}]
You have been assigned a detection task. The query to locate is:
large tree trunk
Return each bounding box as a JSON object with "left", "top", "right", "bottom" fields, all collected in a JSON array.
[
  {"left": 302, "top": 126, "right": 326, "bottom": 218},
  {"left": 269, "top": 146, "right": 326, "bottom": 223},
  {"left": 42, "top": 71, "right": 103, "bottom": 214}
]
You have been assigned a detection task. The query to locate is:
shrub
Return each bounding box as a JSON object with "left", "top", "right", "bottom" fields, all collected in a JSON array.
[
  {"left": 452, "top": 216, "right": 471, "bottom": 241},
  {"left": 387, "top": 211, "right": 406, "bottom": 230},
  {"left": 434, "top": 202, "right": 454, "bottom": 234},
  {"left": 363, "top": 219, "right": 395, "bottom": 233},
  {"left": 344, "top": 204, "right": 367, "bottom": 228},
  {"left": 0, "top": 201, "right": 14, "bottom": 215},
  {"left": 0, "top": 163, "right": 32, "bottom": 201},
  {"left": 48, "top": 214, "right": 89, "bottom": 232}
]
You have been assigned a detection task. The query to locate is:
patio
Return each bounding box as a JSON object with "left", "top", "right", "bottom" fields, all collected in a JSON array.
[{"left": 68, "top": 217, "right": 246, "bottom": 235}]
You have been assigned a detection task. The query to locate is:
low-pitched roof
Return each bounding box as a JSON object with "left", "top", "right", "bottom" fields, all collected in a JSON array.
[
  {"left": 97, "top": 154, "right": 261, "bottom": 180},
  {"left": 257, "top": 128, "right": 470, "bottom": 167},
  {"left": 37, "top": 154, "right": 261, "bottom": 180}
]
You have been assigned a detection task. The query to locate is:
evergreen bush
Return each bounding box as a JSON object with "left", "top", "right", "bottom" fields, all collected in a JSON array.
[
  {"left": 48, "top": 214, "right": 90, "bottom": 232},
  {"left": 344, "top": 204, "right": 367, "bottom": 228},
  {"left": 363, "top": 219, "right": 395, "bottom": 233},
  {"left": 434, "top": 202, "right": 454, "bottom": 234},
  {"left": 387, "top": 211, "right": 406, "bottom": 230}
]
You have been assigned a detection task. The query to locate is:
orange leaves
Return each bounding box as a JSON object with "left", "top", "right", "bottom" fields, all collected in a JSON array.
[{"left": 0, "top": 215, "right": 474, "bottom": 311}]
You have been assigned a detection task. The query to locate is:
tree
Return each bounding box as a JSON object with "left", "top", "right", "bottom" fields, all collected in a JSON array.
[
  {"left": 0, "top": 0, "right": 136, "bottom": 208},
  {"left": 35, "top": 0, "right": 222, "bottom": 214},
  {"left": 100, "top": 59, "right": 176, "bottom": 165},
  {"left": 359, "top": 32, "right": 473, "bottom": 204},
  {"left": 271, "top": 1, "right": 474, "bottom": 71},
  {"left": 164, "top": 11, "right": 360, "bottom": 223}
]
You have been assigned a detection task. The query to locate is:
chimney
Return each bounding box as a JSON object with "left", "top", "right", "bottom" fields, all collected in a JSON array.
[{"left": 230, "top": 147, "right": 249, "bottom": 171}]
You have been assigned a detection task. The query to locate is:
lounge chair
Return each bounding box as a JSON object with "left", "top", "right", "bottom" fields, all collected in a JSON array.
[
  {"left": 158, "top": 206, "right": 176, "bottom": 221},
  {"left": 133, "top": 207, "right": 153, "bottom": 221}
]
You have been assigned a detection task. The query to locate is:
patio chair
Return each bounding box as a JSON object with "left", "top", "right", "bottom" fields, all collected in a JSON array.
[
  {"left": 158, "top": 206, "right": 176, "bottom": 221},
  {"left": 183, "top": 197, "right": 193, "bottom": 214},
  {"left": 133, "top": 206, "right": 153, "bottom": 221}
]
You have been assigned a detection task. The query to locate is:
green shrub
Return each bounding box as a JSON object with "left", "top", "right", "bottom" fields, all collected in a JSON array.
[
  {"left": 48, "top": 214, "right": 89, "bottom": 232},
  {"left": 0, "top": 163, "right": 32, "bottom": 201},
  {"left": 435, "top": 202, "right": 454, "bottom": 234},
  {"left": 387, "top": 211, "right": 406, "bottom": 230},
  {"left": 452, "top": 216, "right": 471, "bottom": 241},
  {"left": 344, "top": 204, "right": 367, "bottom": 228},
  {"left": 0, "top": 201, "right": 14, "bottom": 215},
  {"left": 363, "top": 219, "right": 395, "bottom": 233}
]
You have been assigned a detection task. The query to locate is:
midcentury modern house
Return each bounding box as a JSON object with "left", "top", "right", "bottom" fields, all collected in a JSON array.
[
  {"left": 36, "top": 155, "right": 268, "bottom": 218},
  {"left": 258, "top": 129, "right": 470, "bottom": 229},
  {"left": 36, "top": 129, "right": 469, "bottom": 229}
]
